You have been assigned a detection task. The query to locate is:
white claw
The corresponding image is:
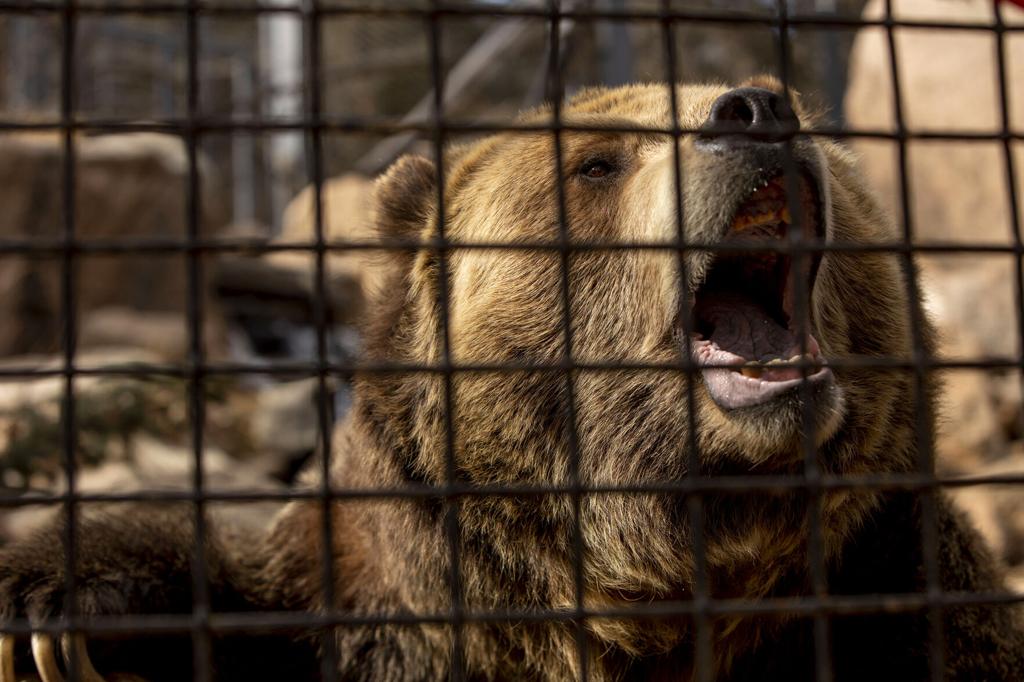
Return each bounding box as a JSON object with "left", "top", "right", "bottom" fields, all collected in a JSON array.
[
  {"left": 32, "top": 633, "right": 64, "bottom": 682},
  {"left": 61, "top": 633, "right": 107, "bottom": 682},
  {"left": 1, "top": 634, "right": 15, "bottom": 682}
]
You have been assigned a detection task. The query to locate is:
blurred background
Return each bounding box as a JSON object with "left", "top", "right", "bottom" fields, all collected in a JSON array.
[{"left": 1, "top": 0, "right": 1023, "bottom": 585}]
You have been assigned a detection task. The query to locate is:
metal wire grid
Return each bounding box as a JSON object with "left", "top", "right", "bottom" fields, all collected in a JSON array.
[{"left": 0, "top": 1, "right": 1021, "bottom": 681}]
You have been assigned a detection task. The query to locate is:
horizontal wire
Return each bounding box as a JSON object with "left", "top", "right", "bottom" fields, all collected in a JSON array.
[
  {"left": 5, "top": 470, "right": 1024, "bottom": 509},
  {"left": 0, "top": 356, "right": 1022, "bottom": 378},
  {"left": 0, "top": 0, "right": 1021, "bottom": 33},
  {"left": 0, "top": 118, "right": 1018, "bottom": 140},
  {"left": 2, "top": 237, "right": 1024, "bottom": 255},
  {"left": 1, "top": 589, "right": 1022, "bottom": 638}
]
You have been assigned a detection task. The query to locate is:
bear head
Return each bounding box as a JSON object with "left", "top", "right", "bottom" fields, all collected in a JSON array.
[{"left": 352, "top": 78, "right": 931, "bottom": 667}]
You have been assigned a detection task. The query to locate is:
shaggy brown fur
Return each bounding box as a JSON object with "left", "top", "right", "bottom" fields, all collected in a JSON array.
[{"left": 2, "top": 79, "right": 1023, "bottom": 681}]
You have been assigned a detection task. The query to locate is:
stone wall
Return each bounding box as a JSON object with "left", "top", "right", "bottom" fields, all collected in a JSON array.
[{"left": 0, "top": 132, "right": 230, "bottom": 358}]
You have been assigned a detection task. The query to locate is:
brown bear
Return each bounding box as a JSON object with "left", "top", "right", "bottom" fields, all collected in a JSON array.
[{"left": 2, "top": 79, "right": 1023, "bottom": 682}]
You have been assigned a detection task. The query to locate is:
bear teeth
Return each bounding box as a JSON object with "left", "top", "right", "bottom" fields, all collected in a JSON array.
[{"left": 735, "top": 354, "right": 821, "bottom": 370}]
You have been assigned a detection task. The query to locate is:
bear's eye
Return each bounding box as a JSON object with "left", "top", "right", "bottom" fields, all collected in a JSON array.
[{"left": 579, "top": 158, "right": 617, "bottom": 180}]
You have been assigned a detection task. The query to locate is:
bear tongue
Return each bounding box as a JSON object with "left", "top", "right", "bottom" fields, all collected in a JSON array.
[{"left": 698, "top": 292, "right": 798, "bottom": 362}]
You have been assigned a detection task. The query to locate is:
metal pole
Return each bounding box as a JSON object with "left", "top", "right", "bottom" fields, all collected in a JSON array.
[
  {"left": 259, "top": 12, "right": 303, "bottom": 232},
  {"left": 598, "top": 0, "right": 632, "bottom": 86}
]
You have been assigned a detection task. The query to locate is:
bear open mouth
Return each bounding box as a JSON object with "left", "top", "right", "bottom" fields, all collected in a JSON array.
[{"left": 688, "top": 173, "right": 833, "bottom": 411}]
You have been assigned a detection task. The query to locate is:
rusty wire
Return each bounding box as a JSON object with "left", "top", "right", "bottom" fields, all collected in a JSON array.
[{"left": 0, "top": 1, "right": 1022, "bottom": 681}]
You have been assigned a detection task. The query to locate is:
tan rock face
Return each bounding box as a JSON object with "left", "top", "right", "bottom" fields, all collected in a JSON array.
[
  {"left": 0, "top": 132, "right": 230, "bottom": 358},
  {"left": 214, "top": 172, "right": 385, "bottom": 331},
  {"left": 846, "top": 0, "right": 1024, "bottom": 246},
  {"left": 271, "top": 173, "right": 382, "bottom": 320},
  {"left": 847, "top": 0, "right": 1024, "bottom": 576},
  {"left": 921, "top": 260, "right": 1021, "bottom": 472},
  {"left": 949, "top": 449, "right": 1024, "bottom": 563}
]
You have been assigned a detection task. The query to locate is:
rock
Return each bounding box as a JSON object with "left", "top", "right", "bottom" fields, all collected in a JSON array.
[
  {"left": 1007, "top": 565, "right": 1024, "bottom": 595},
  {"left": 993, "top": 374, "right": 1023, "bottom": 440},
  {"left": 0, "top": 434, "right": 285, "bottom": 544},
  {"left": 250, "top": 378, "right": 325, "bottom": 464},
  {"left": 214, "top": 174, "right": 381, "bottom": 327},
  {"left": 275, "top": 174, "right": 378, "bottom": 298},
  {"left": 0, "top": 132, "right": 231, "bottom": 358},
  {"left": 846, "top": 0, "right": 1024, "bottom": 247},
  {"left": 0, "top": 346, "right": 341, "bottom": 547},
  {"left": 79, "top": 307, "right": 191, "bottom": 361},
  {"left": 846, "top": 0, "right": 1024, "bottom": 472},
  {"left": 949, "top": 450, "right": 1024, "bottom": 569},
  {"left": 0, "top": 349, "right": 254, "bottom": 494},
  {"left": 129, "top": 433, "right": 277, "bottom": 493},
  {"left": 920, "top": 262, "right": 1019, "bottom": 471},
  {"left": 920, "top": 261, "right": 1019, "bottom": 361},
  {"left": 935, "top": 363, "right": 1007, "bottom": 474}
]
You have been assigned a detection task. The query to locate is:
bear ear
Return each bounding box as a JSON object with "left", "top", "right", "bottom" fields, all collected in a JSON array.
[{"left": 374, "top": 154, "right": 437, "bottom": 240}]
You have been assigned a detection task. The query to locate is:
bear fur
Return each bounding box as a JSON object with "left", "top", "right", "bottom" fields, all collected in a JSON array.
[{"left": 2, "top": 80, "right": 1023, "bottom": 681}]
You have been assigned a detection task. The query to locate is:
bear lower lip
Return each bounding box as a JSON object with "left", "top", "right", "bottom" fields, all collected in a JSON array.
[
  {"left": 689, "top": 334, "right": 832, "bottom": 410},
  {"left": 689, "top": 260, "right": 824, "bottom": 400}
]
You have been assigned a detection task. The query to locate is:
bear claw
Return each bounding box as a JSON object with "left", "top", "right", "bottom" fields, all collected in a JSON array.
[
  {"left": 1, "top": 634, "right": 13, "bottom": 682},
  {"left": 32, "top": 634, "right": 64, "bottom": 682},
  {"left": 0, "top": 633, "right": 107, "bottom": 682},
  {"left": 62, "top": 633, "right": 107, "bottom": 682}
]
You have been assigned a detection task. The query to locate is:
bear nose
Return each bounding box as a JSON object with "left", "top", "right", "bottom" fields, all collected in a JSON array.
[{"left": 697, "top": 87, "right": 799, "bottom": 148}]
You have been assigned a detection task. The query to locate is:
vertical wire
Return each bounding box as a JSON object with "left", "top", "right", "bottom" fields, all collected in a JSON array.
[
  {"left": 658, "top": 4, "right": 711, "bottom": 681},
  {"left": 544, "top": 1, "right": 588, "bottom": 679},
  {"left": 303, "top": 0, "right": 340, "bottom": 678},
  {"left": 993, "top": 0, "right": 1024, "bottom": 505},
  {"left": 12, "top": 0, "right": 1014, "bottom": 676},
  {"left": 184, "top": 1, "right": 212, "bottom": 679},
  {"left": 426, "top": 2, "right": 466, "bottom": 679},
  {"left": 771, "top": 2, "right": 831, "bottom": 680},
  {"left": 58, "top": 0, "right": 79, "bottom": 678},
  {"left": 881, "top": 2, "right": 944, "bottom": 679}
]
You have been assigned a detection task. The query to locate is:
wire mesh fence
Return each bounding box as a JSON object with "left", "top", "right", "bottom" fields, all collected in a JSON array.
[{"left": 0, "top": 0, "right": 1022, "bottom": 681}]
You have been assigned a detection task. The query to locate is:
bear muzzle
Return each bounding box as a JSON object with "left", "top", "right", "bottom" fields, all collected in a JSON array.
[{"left": 684, "top": 170, "right": 835, "bottom": 411}]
